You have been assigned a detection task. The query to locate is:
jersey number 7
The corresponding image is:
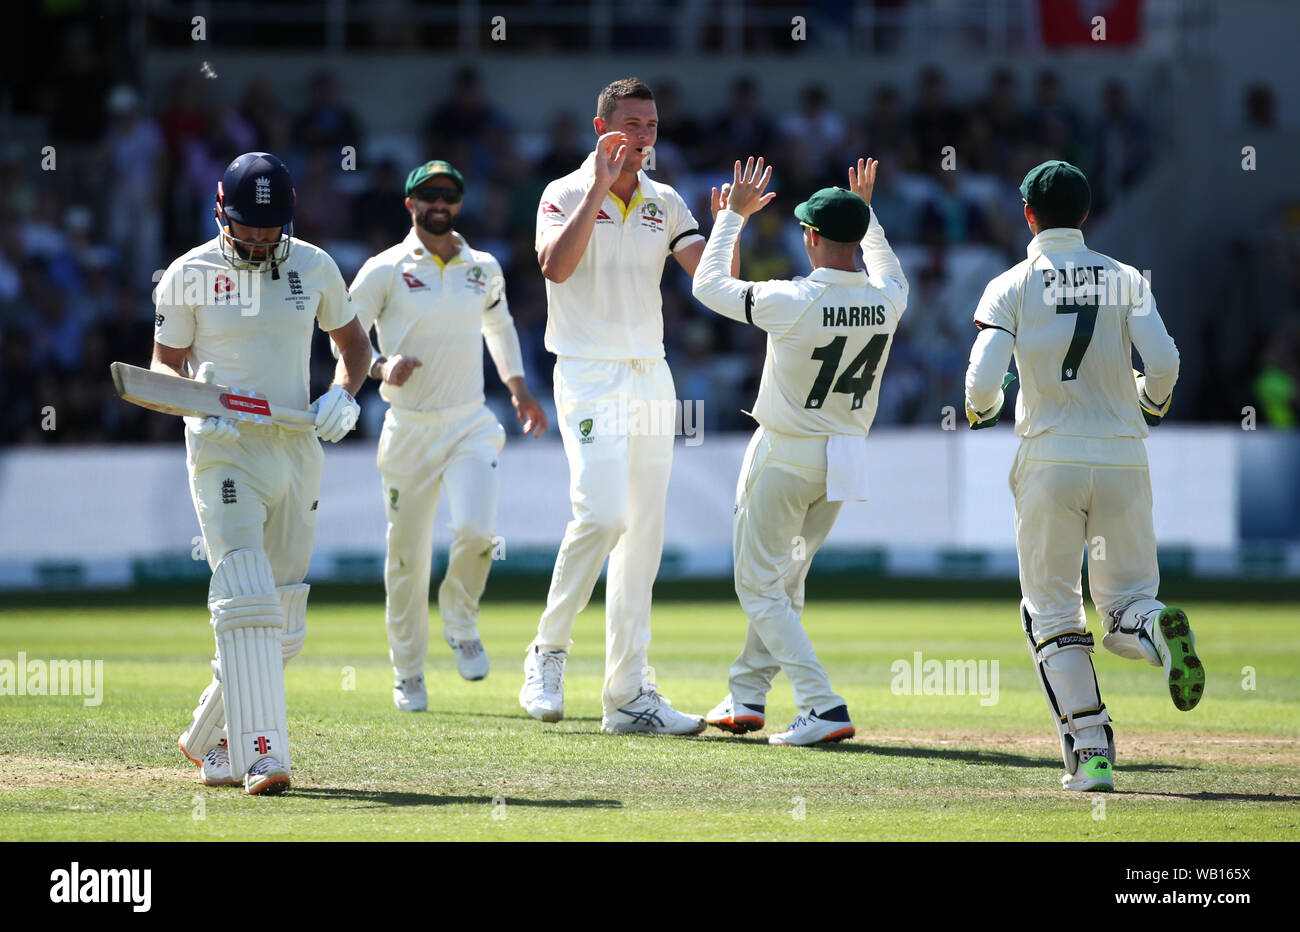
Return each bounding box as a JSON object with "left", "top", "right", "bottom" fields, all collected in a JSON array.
[
  {"left": 804, "top": 334, "right": 889, "bottom": 410},
  {"left": 1056, "top": 298, "right": 1098, "bottom": 381}
]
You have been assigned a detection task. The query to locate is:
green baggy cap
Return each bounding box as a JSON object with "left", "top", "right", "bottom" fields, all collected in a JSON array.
[
  {"left": 793, "top": 187, "right": 871, "bottom": 243},
  {"left": 1020, "top": 160, "right": 1090, "bottom": 223},
  {"left": 405, "top": 159, "right": 466, "bottom": 196}
]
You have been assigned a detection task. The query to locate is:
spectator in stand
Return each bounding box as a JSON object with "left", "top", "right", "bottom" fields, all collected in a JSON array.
[
  {"left": 1091, "top": 80, "right": 1150, "bottom": 215},
  {"left": 240, "top": 76, "right": 291, "bottom": 154},
  {"left": 292, "top": 70, "right": 362, "bottom": 155},
  {"left": 103, "top": 85, "right": 166, "bottom": 290},
  {"left": 709, "top": 77, "right": 775, "bottom": 172},
  {"left": 352, "top": 158, "right": 411, "bottom": 246},
  {"left": 909, "top": 67, "right": 965, "bottom": 176},
  {"left": 423, "top": 66, "right": 510, "bottom": 179},
  {"left": 865, "top": 84, "right": 907, "bottom": 156},
  {"left": 777, "top": 84, "right": 847, "bottom": 185},
  {"left": 974, "top": 68, "right": 1025, "bottom": 168}
]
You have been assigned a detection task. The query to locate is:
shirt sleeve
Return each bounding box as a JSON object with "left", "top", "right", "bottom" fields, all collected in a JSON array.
[
  {"left": 313, "top": 250, "right": 355, "bottom": 332},
  {"left": 666, "top": 186, "right": 705, "bottom": 253},
  {"left": 152, "top": 258, "right": 196, "bottom": 349},
  {"left": 481, "top": 256, "right": 526, "bottom": 384},
  {"left": 347, "top": 256, "right": 389, "bottom": 337},
  {"left": 965, "top": 326, "right": 1015, "bottom": 417},
  {"left": 1126, "top": 269, "right": 1179, "bottom": 404},
  {"left": 536, "top": 180, "right": 580, "bottom": 252},
  {"left": 861, "top": 207, "right": 908, "bottom": 320},
  {"left": 691, "top": 209, "right": 805, "bottom": 335},
  {"left": 972, "top": 270, "right": 1020, "bottom": 336}
]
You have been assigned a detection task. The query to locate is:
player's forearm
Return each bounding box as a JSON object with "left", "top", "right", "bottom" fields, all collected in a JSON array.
[
  {"left": 861, "top": 208, "right": 908, "bottom": 311},
  {"left": 330, "top": 318, "right": 371, "bottom": 397},
  {"left": 965, "top": 327, "right": 1015, "bottom": 415},
  {"left": 691, "top": 209, "right": 752, "bottom": 322},
  {"left": 485, "top": 321, "right": 526, "bottom": 385},
  {"left": 538, "top": 186, "right": 605, "bottom": 282},
  {"left": 1130, "top": 299, "right": 1179, "bottom": 404},
  {"left": 150, "top": 344, "right": 190, "bottom": 379}
]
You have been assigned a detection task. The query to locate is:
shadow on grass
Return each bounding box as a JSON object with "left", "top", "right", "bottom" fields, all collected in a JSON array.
[
  {"left": 693, "top": 734, "right": 1190, "bottom": 772},
  {"left": 1117, "top": 790, "right": 1300, "bottom": 803},
  {"left": 425, "top": 709, "right": 603, "bottom": 723},
  {"left": 291, "top": 787, "right": 622, "bottom": 809}
]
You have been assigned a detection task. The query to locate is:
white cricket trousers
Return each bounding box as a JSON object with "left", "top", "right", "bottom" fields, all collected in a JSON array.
[
  {"left": 1011, "top": 433, "right": 1160, "bottom": 644},
  {"left": 186, "top": 421, "right": 322, "bottom": 585},
  {"left": 378, "top": 403, "right": 506, "bottom": 678},
  {"left": 533, "top": 357, "right": 676, "bottom": 714},
  {"left": 729, "top": 426, "right": 846, "bottom": 713}
]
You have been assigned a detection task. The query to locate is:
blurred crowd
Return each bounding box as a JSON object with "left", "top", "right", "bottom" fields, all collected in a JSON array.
[{"left": 3, "top": 31, "right": 1296, "bottom": 443}]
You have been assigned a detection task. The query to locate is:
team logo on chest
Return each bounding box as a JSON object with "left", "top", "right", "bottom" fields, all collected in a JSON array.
[
  {"left": 639, "top": 201, "right": 664, "bottom": 232},
  {"left": 402, "top": 271, "right": 429, "bottom": 291},
  {"left": 283, "top": 269, "right": 308, "bottom": 311},
  {"left": 465, "top": 265, "right": 488, "bottom": 294}
]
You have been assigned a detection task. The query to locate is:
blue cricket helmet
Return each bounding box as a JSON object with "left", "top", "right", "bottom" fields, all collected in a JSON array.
[{"left": 214, "top": 152, "right": 295, "bottom": 270}]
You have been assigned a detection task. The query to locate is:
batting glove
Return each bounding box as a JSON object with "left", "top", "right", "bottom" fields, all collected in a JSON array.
[
  {"left": 1133, "top": 369, "right": 1171, "bottom": 426},
  {"left": 966, "top": 372, "right": 1017, "bottom": 429},
  {"left": 184, "top": 362, "right": 240, "bottom": 443},
  {"left": 311, "top": 384, "right": 360, "bottom": 443}
]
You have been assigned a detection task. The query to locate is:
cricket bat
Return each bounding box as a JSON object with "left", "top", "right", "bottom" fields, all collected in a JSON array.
[{"left": 110, "top": 361, "right": 316, "bottom": 427}]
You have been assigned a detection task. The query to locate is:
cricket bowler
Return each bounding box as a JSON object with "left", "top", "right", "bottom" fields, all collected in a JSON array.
[
  {"left": 963, "top": 159, "right": 1204, "bottom": 791},
  {"left": 520, "top": 78, "right": 740, "bottom": 735},
  {"left": 158, "top": 152, "right": 371, "bottom": 794},
  {"left": 348, "top": 159, "right": 547, "bottom": 710},
  {"left": 693, "top": 157, "right": 908, "bottom": 745}
]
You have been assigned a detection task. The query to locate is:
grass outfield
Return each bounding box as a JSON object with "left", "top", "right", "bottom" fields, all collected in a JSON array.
[{"left": 1, "top": 596, "right": 1297, "bottom": 841}]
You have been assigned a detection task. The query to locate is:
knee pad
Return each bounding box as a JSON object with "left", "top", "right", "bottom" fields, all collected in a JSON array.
[
  {"left": 1022, "top": 601, "right": 1113, "bottom": 773},
  {"left": 210, "top": 550, "right": 290, "bottom": 774},
  {"left": 1102, "top": 598, "right": 1163, "bottom": 666},
  {"left": 278, "top": 584, "right": 309, "bottom": 664}
]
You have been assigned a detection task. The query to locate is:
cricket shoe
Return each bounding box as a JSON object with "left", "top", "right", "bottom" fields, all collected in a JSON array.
[
  {"left": 245, "top": 757, "right": 290, "bottom": 796},
  {"left": 1151, "top": 607, "right": 1205, "bottom": 712},
  {"left": 705, "top": 694, "right": 765, "bottom": 734},
  {"left": 1061, "top": 749, "right": 1114, "bottom": 791},
  {"left": 445, "top": 634, "right": 490, "bottom": 681},
  {"left": 768, "top": 706, "right": 855, "bottom": 746},
  {"left": 600, "top": 687, "right": 706, "bottom": 735},
  {"left": 200, "top": 741, "right": 240, "bottom": 787},
  {"left": 520, "top": 647, "right": 566, "bottom": 722},
  {"left": 393, "top": 674, "right": 428, "bottom": 712}
]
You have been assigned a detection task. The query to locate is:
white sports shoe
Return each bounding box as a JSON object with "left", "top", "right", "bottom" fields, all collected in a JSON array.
[
  {"left": 768, "top": 707, "right": 855, "bottom": 746},
  {"left": 199, "top": 742, "right": 240, "bottom": 786},
  {"left": 245, "top": 756, "right": 290, "bottom": 796},
  {"left": 519, "top": 647, "right": 566, "bottom": 722},
  {"left": 445, "top": 634, "right": 490, "bottom": 681},
  {"left": 706, "top": 694, "right": 765, "bottom": 734},
  {"left": 393, "top": 674, "right": 428, "bottom": 712},
  {"left": 601, "top": 687, "right": 706, "bottom": 736}
]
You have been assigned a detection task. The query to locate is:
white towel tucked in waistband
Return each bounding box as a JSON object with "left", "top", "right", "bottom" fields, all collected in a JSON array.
[{"left": 826, "top": 433, "right": 870, "bottom": 502}]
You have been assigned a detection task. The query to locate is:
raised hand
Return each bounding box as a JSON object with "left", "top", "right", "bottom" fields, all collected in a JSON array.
[
  {"left": 847, "top": 157, "right": 878, "bottom": 206},
  {"left": 724, "top": 156, "right": 776, "bottom": 218},
  {"left": 592, "top": 131, "right": 629, "bottom": 191}
]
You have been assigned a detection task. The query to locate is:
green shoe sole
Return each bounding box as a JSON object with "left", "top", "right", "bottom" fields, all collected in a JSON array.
[{"left": 1159, "top": 607, "right": 1205, "bottom": 712}]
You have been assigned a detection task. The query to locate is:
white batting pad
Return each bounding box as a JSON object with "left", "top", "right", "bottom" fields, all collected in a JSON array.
[{"left": 210, "top": 550, "right": 289, "bottom": 775}]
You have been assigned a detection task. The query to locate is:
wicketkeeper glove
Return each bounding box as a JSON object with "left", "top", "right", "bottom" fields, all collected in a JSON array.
[
  {"left": 183, "top": 362, "right": 240, "bottom": 443},
  {"left": 1133, "top": 369, "right": 1171, "bottom": 425},
  {"left": 966, "top": 372, "right": 1017, "bottom": 429},
  {"left": 311, "top": 383, "right": 360, "bottom": 443}
]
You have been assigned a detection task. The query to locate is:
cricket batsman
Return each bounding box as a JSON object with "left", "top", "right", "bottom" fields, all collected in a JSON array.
[
  {"left": 693, "top": 157, "right": 908, "bottom": 745},
  {"left": 964, "top": 160, "right": 1204, "bottom": 791},
  {"left": 158, "top": 152, "right": 371, "bottom": 794},
  {"left": 520, "top": 78, "right": 739, "bottom": 734},
  {"left": 348, "top": 159, "right": 547, "bottom": 711}
]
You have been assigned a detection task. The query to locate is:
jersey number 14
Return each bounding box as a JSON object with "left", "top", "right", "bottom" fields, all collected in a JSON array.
[{"left": 804, "top": 334, "right": 889, "bottom": 410}]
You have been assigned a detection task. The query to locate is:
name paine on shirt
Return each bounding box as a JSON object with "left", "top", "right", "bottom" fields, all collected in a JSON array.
[
  {"left": 823, "top": 305, "right": 888, "bottom": 327},
  {"left": 1039, "top": 264, "right": 1153, "bottom": 310}
]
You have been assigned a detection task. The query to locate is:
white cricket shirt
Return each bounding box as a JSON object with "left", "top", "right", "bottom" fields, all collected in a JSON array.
[
  {"left": 693, "top": 208, "right": 909, "bottom": 437},
  {"left": 349, "top": 229, "right": 525, "bottom": 411},
  {"left": 536, "top": 153, "right": 704, "bottom": 359},
  {"left": 153, "top": 236, "right": 355, "bottom": 411},
  {"left": 969, "top": 227, "right": 1179, "bottom": 440}
]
